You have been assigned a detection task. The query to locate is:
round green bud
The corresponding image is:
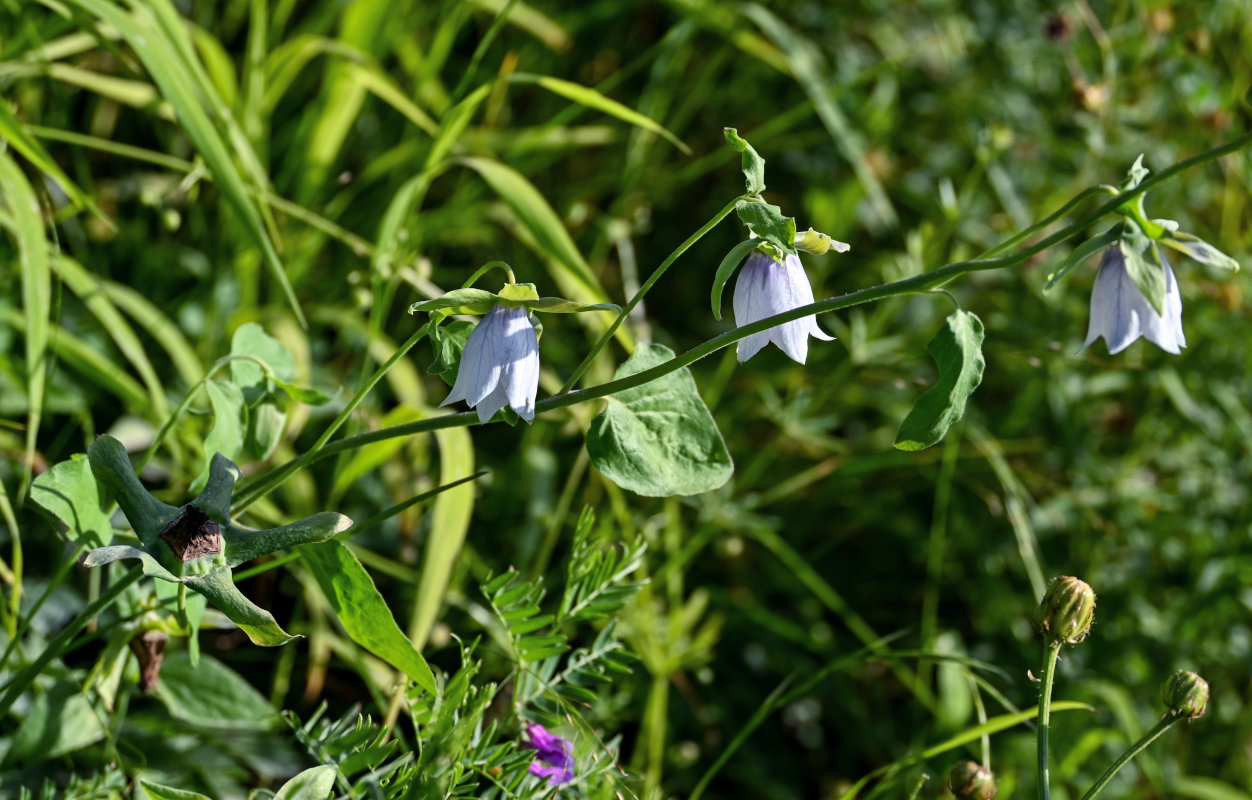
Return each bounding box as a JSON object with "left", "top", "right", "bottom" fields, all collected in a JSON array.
[
  {"left": 948, "top": 760, "right": 997, "bottom": 800},
  {"left": 1163, "top": 671, "right": 1209, "bottom": 719},
  {"left": 1036, "top": 576, "right": 1096, "bottom": 646}
]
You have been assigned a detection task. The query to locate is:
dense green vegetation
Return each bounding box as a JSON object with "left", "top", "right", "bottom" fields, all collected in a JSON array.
[{"left": 1, "top": 1, "right": 1250, "bottom": 798}]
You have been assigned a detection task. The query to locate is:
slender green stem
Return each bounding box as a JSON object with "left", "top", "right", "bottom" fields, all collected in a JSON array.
[
  {"left": 0, "top": 480, "right": 21, "bottom": 643},
  {"left": 1037, "top": 644, "right": 1061, "bottom": 800},
  {"left": 0, "top": 565, "right": 142, "bottom": 719},
  {"left": 235, "top": 131, "right": 1252, "bottom": 503},
  {"left": 232, "top": 324, "right": 430, "bottom": 511},
  {"left": 1077, "top": 715, "right": 1181, "bottom": 800},
  {"left": 559, "top": 196, "right": 743, "bottom": 392}
]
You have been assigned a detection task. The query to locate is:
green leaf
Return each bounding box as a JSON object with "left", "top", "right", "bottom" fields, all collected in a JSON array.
[
  {"left": 1119, "top": 224, "right": 1168, "bottom": 314},
  {"left": 245, "top": 399, "right": 286, "bottom": 461},
  {"left": 894, "top": 310, "right": 986, "bottom": 451},
  {"left": 230, "top": 322, "right": 296, "bottom": 402},
  {"left": 724, "top": 127, "right": 765, "bottom": 195},
  {"left": 735, "top": 199, "right": 796, "bottom": 255},
  {"left": 272, "top": 378, "right": 331, "bottom": 405},
  {"left": 300, "top": 540, "right": 438, "bottom": 694},
  {"left": 0, "top": 100, "right": 99, "bottom": 216},
  {"left": 2, "top": 680, "right": 108, "bottom": 766},
  {"left": 275, "top": 766, "right": 337, "bottom": 800},
  {"left": 587, "top": 344, "right": 734, "bottom": 496},
  {"left": 140, "top": 782, "right": 212, "bottom": 800},
  {"left": 30, "top": 454, "right": 115, "bottom": 547},
  {"left": 0, "top": 150, "right": 50, "bottom": 491},
  {"left": 184, "top": 568, "right": 299, "bottom": 646},
  {"left": 1162, "top": 231, "right": 1240, "bottom": 272},
  {"left": 153, "top": 651, "right": 277, "bottom": 729},
  {"left": 192, "top": 380, "right": 247, "bottom": 493},
  {"left": 411, "top": 425, "right": 476, "bottom": 649},
  {"left": 521, "top": 73, "right": 691, "bottom": 154},
  {"left": 711, "top": 240, "right": 764, "bottom": 321},
  {"left": 1043, "top": 227, "right": 1120, "bottom": 292}
]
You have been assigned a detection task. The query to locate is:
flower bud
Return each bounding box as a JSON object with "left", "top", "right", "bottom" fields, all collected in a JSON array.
[
  {"left": 948, "top": 760, "right": 997, "bottom": 800},
  {"left": 1163, "top": 671, "right": 1209, "bottom": 719},
  {"left": 1036, "top": 576, "right": 1096, "bottom": 646}
]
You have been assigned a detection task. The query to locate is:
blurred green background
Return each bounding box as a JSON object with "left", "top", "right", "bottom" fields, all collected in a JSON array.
[{"left": 1, "top": 0, "right": 1250, "bottom": 797}]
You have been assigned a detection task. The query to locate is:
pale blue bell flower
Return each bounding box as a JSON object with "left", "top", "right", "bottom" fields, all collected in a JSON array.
[
  {"left": 1084, "top": 247, "right": 1185, "bottom": 355},
  {"left": 732, "top": 251, "right": 834, "bottom": 363},
  {"left": 441, "top": 304, "right": 540, "bottom": 423}
]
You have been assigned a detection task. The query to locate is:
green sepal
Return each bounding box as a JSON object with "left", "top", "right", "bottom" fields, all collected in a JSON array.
[
  {"left": 408, "top": 284, "right": 620, "bottom": 316},
  {"left": 1161, "top": 230, "right": 1240, "bottom": 272},
  {"left": 429, "top": 320, "right": 475, "bottom": 387},
  {"left": 1119, "top": 223, "right": 1169, "bottom": 314},
  {"left": 87, "top": 435, "right": 179, "bottom": 543},
  {"left": 711, "top": 240, "right": 765, "bottom": 321},
  {"left": 1043, "top": 226, "right": 1120, "bottom": 292},
  {"left": 184, "top": 568, "right": 300, "bottom": 647},
  {"left": 83, "top": 434, "right": 352, "bottom": 647},
  {"left": 795, "top": 227, "right": 850, "bottom": 255},
  {"left": 735, "top": 199, "right": 796, "bottom": 255},
  {"left": 724, "top": 127, "right": 766, "bottom": 195}
]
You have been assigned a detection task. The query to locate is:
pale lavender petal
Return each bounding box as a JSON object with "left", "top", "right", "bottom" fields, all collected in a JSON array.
[
  {"left": 442, "top": 308, "right": 506, "bottom": 409},
  {"left": 1084, "top": 247, "right": 1184, "bottom": 356},
  {"left": 732, "top": 251, "right": 832, "bottom": 363},
  {"left": 473, "top": 383, "right": 510, "bottom": 424},
  {"left": 496, "top": 307, "right": 540, "bottom": 422}
]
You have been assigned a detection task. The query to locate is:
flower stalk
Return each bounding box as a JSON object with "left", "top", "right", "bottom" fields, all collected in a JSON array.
[
  {"left": 1077, "top": 716, "right": 1181, "bottom": 800},
  {"left": 1036, "top": 643, "right": 1061, "bottom": 800}
]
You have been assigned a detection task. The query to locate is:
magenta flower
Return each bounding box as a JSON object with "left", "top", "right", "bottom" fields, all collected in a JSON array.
[{"left": 524, "top": 723, "right": 574, "bottom": 786}]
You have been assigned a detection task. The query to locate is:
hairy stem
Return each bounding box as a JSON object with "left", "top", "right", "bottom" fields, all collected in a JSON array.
[
  {"left": 1078, "top": 715, "right": 1181, "bottom": 800},
  {"left": 1037, "top": 644, "right": 1060, "bottom": 800}
]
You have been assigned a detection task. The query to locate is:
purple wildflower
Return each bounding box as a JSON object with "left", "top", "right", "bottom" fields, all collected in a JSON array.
[{"left": 524, "top": 723, "right": 574, "bottom": 786}]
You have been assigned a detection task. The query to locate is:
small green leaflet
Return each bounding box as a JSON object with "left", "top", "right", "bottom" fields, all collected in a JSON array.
[
  {"left": 230, "top": 322, "right": 295, "bottom": 404},
  {"left": 429, "top": 319, "right": 476, "bottom": 386},
  {"left": 735, "top": 199, "right": 796, "bottom": 255},
  {"left": 711, "top": 240, "right": 764, "bottom": 321},
  {"left": 724, "top": 127, "right": 766, "bottom": 195},
  {"left": 586, "top": 344, "right": 733, "bottom": 496},
  {"left": 894, "top": 309, "right": 985, "bottom": 451},
  {"left": 1119, "top": 223, "right": 1169, "bottom": 315},
  {"left": 30, "top": 454, "right": 114, "bottom": 547},
  {"left": 409, "top": 284, "right": 620, "bottom": 316}
]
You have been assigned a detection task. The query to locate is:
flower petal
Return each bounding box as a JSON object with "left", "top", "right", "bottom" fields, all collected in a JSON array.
[{"left": 497, "top": 308, "right": 540, "bottom": 422}]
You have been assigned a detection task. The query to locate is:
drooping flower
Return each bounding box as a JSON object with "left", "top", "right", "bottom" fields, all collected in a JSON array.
[
  {"left": 732, "top": 251, "right": 834, "bottom": 363},
  {"left": 523, "top": 723, "right": 574, "bottom": 786},
  {"left": 441, "top": 304, "right": 540, "bottom": 423},
  {"left": 1084, "top": 247, "right": 1185, "bottom": 355}
]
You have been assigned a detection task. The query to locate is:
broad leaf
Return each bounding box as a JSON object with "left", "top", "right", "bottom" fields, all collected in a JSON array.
[
  {"left": 140, "top": 783, "right": 211, "bottom": 800},
  {"left": 735, "top": 199, "right": 796, "bottom": 255},
  {"left": 230, "top": 321, "right": 296, "bottom": 403},
  {"left": 154, "top": 652, "right": 277, "bottom": 729},
  {"left": 724, "top": 127, "right": 765, "bottom": 195},
  {"left": 192, "top": 380, "right": 246, "bottom": 493},
  {"left": 895, "top": 309, "right": 985, "bottom": 451},
  {"left": 31, "top": 454, "right": 114, "bottom": 547},
  {"left": 245, "top": 399, "right": 286, "bottom": 460},
  {"left": 301, "top": 540, "right": 437, "bottom": 694},
  {"left": 275, "top": 766, "right": 337, "bottom": 800},
  {"left": 587, "top": 344, "right": 733, "bottom": 496}
]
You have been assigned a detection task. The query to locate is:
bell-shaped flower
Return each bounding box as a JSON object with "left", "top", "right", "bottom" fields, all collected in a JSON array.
[
  {"left": 1084, "top": 247, "right": 1185, "bottom": 355},
  {"left": 441, "top": 304, "right": 540, "bottom": 423},
  {"left": 732, "top": 251, "right": 833, "bottom": 363}
]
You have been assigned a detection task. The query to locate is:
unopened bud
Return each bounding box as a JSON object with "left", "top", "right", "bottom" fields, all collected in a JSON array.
[
  {"left": 1036, "top": 576, "right": 1096, "bottom": 646},
  {"left": 948, "top": 760, "right": 997, "bottom": 800},
  {"left": 1163, "top": 671, "right": 1209, "bottom": 719}
]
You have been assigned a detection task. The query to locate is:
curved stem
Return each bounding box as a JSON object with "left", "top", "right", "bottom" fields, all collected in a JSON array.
[
  {"left": 235, "top": 131, "right": 1252, "bottom": 506},
  {"left": 232, "top": 324, "right": 430, "bottom": 511},
  {"left": 1037, "top": 644, "right": 1060, "bottom": 800},
  {"left": 560, "top": 196, "right": 743, "bottom": 392},
  {"left": 1077, "top": 715, "right": 1181, "bottom": 800}
]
